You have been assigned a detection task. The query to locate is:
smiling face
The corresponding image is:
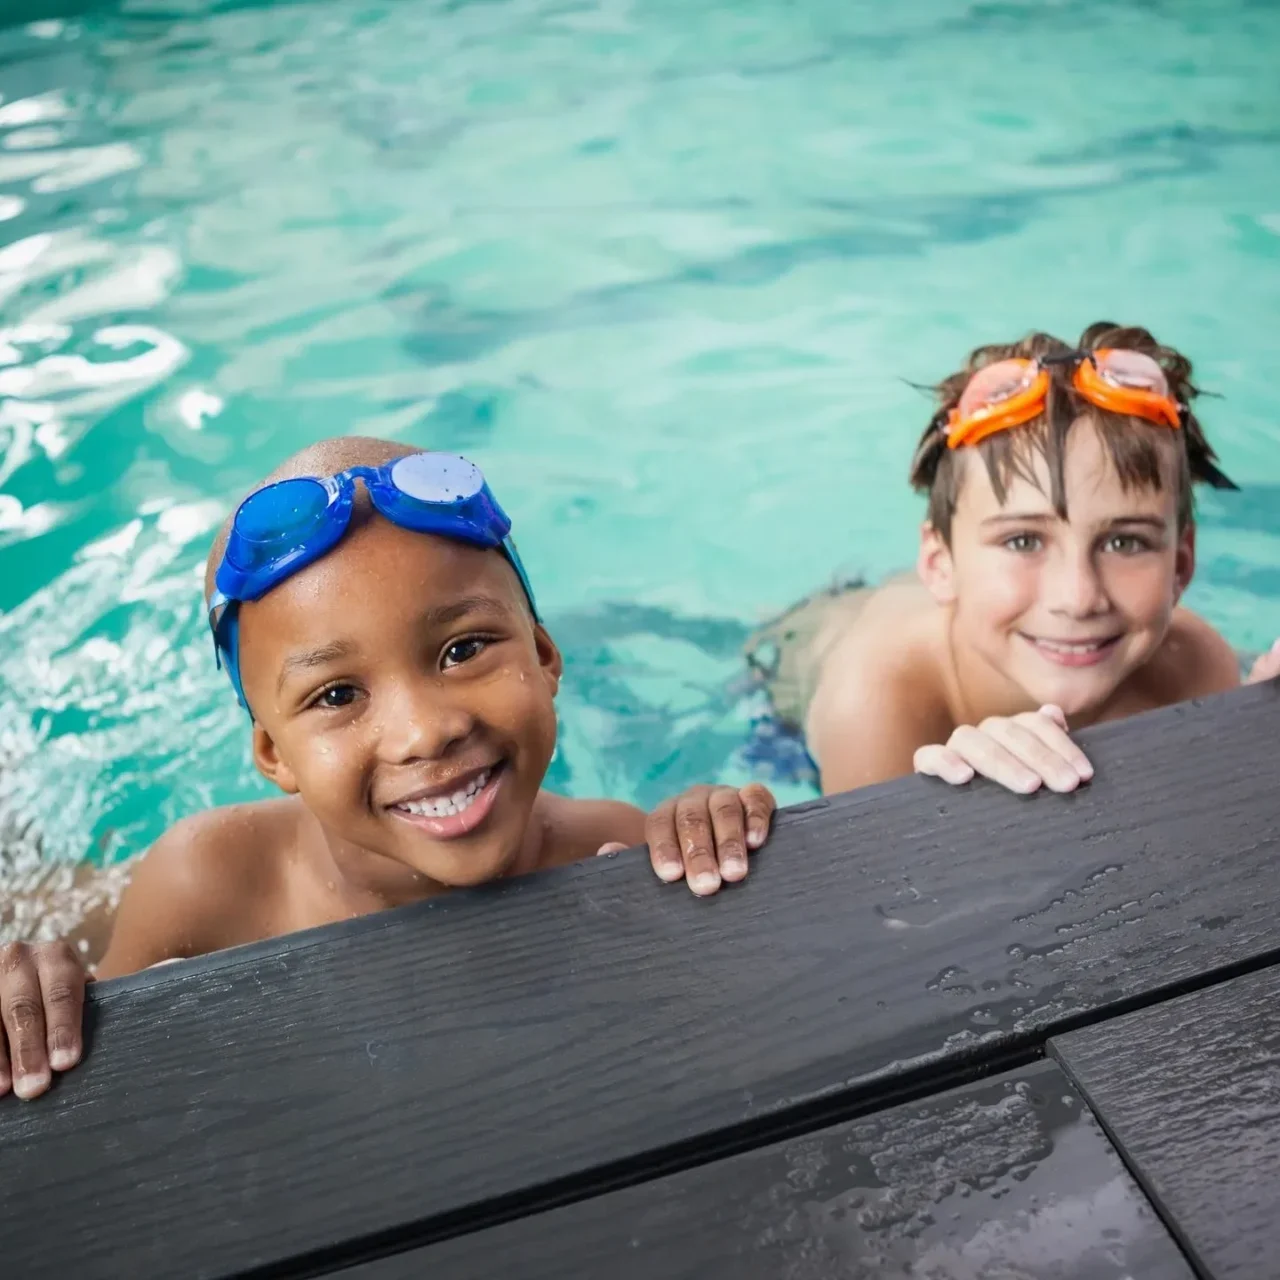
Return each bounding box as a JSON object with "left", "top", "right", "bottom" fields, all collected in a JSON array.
[
  {"left": 919, "top": 420, "right": 1195, "bottom": 718},
  {"left": 235, "top": 513, "right": 561, "bottom": 886}
]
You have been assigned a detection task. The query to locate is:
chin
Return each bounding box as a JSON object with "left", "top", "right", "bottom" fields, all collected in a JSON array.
[
  {"left": 408, "top": 840, "right": 520, "bottom": 888},
  {"left": 1014, "top": 662, "right": 1118, "bottom": 717}
]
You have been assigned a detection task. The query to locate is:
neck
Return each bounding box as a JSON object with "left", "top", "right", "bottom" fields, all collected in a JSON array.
[{"left": 312, "top": 817, "right": 443, "bottom": 913}]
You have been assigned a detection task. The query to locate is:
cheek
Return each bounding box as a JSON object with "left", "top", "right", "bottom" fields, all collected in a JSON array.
[
  {"left": 282, "top": 728, "right": 371, "bottom": 814},
  {"left": 509, "top": 682, "right": 559, "bottom": 776},
  {"left": 955, "top": 548, "right": 1037, "bottom": 625},
  {"left": 471, "top": 665, "right": 558, "bottom": 779},
  {"left": 1104, "top": 556, "right": 1178, "bottom": 625}
]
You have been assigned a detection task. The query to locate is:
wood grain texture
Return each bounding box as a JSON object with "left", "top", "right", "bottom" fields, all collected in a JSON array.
[
  {"left": 1052, "top": 966, "right": 1280, "bottom": 1280},
  {"left": 350, "top": 1061, "right": 1195, "bottom": 1280},
  {"left": 1, "top": 684, "right": 1278, "bottom": 1279}
]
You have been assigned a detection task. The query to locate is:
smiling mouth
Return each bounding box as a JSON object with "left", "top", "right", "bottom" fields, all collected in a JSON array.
[
  {"left": 1022, "top": 634, "right": 1122, "bottom": 666},
  {"left": 393, "top": 766, "right": 496, "bottom": 819},
  {"left": 386, "top": 760, "right": 507, "bottom": 840}
]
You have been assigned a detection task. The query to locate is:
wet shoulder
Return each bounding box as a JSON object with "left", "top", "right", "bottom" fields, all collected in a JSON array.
[
  {"left": 95, "top": 798, "right": 310, "bottom": 976},
  {"left": 1146, "top": 608, "right": 1241, "bottom": 701},
  {"left": 815, "top": 578, "right": 945, "bottom": 702},
  {"left": 144, "top": 797, "right": 305, "bottom": 916},
  {"left": 534, "top": 792, "right": 646, "bottom": 868}
]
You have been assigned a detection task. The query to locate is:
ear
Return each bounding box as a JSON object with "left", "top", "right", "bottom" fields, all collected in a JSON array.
[
  {"left": 534, "top": 623, "right": 563, "bottom": 697},
  {"left": 1172, "top": 522, "right": 1196, "bottom": 602},
  {"left": 917, "top": 521, "right": 957, "bottom": 605},
  {"left": 252, "top": 722, "right": 300, "bottom": 795}
]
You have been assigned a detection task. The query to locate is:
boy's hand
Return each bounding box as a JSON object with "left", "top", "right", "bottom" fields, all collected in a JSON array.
[
  {"left": 913, "top": 704, "right": 1094, "bottom": 795},
  {"left": 0, "top": 941, "right": 88, "bottom": 1101},
  {"left": 1246, "top": 639, "right": 1280, "bottom": 685},
  {"left": 601, "top": 783, "right": 776, "bottom": 896}
]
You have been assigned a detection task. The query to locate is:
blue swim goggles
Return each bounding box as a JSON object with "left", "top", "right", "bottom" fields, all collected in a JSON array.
[{"left": 208, "top": 451, "right": 538, "bottom": 711}]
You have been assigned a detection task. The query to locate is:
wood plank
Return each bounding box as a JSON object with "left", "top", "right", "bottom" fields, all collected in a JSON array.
[
  {"left": 1052, "top": 966, "right": 1280, "bottom": 1280},
  {"left": 348, "top": 1060, "right": 1196, "bottom": 1280},
  {"left": 1, "top": 683, "right": 1279, "bottom": 1279}
]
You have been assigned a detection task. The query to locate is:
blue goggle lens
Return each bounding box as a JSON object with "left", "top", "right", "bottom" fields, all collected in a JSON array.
[
  {"left": 232, "top": 478, "right": 330, "bottom": 561},
  {"left": 390, "top": 452, "right": 484, "bottom": 505}
]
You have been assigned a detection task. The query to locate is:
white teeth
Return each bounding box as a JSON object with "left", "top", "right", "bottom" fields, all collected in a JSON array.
[
  {"left": 397, "top": 769, "right": 491, "bottom": 819},
  {"left": 1037, "top": 638, "right": 1108, "bottom": 654}
]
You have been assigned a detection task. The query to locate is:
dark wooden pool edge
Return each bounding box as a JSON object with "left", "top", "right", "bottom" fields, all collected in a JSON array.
[
  {"left": 147, "top": 684, "right": 1280, "bottom": 1280},
  {"left": 1050, "top": 966, "right": 1280, "bottom": 1280},
  {"left": 247, "top": 681, "right": 1280, "bottom": 1280},
  {"left": 4, "top": 681, "right": 1278, "bottom": 1280},
  {"left": 233, "top": 941, "right": 1280, "bottom": 1280},
  {"left": 84, "top": 680, "right": 1280, "bottom": 1009}
]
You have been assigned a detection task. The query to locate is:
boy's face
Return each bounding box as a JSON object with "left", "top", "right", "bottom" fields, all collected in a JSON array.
[
  {"left": 235, "top": 514, "right": 561, "bottom": 886},
  {"left": 920, "top": 423, "right": 1194, "bottom": 717}
]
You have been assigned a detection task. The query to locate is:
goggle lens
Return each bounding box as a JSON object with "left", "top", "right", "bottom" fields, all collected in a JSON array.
[
  {"left": 390, "top": 452, "right": 484, "bottom": 504},
  {"left": 231, "top": 478, "right": 331, "bottom": 566},
  {"left": 1093, "top": 349, "right": 1170, "bottom": 396},
  {"left": 955, "top": 359, "right": 1038, "bottom": 422}
]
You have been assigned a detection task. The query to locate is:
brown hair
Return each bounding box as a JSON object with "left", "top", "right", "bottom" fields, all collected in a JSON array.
[{"left": 908, "top": 322, "right": 1233, "bottom": 542}]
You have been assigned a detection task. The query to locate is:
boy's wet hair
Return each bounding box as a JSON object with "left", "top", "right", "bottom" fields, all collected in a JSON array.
[{"left": 908, "top": 322, "right": 1231, "bottom": 542}]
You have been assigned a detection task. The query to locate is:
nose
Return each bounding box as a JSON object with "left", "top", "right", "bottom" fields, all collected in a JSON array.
[
  {"left": 376, "top": 676, "right": 474, "bottom": 764},
  {"left": 1046, "top": 546, "right": 1111, "bottom": 619}
]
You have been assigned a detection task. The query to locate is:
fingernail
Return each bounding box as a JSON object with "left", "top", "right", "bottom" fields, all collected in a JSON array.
[
  {"left": 690, "top": 871, "right": 720, "bottom": 895},
  {"left": 50, "top": 1044, "right": 78, "bottom": 1072},
  {"left": 656, "top": 862, "right": 684, "bottom": 883},
  {"left": 1018, "top": 774, "right": 1041, "bottom": 793},
  {"left": 14, "top": 1070, "right": 50, "bottom": 1100},
  {"left": 746, "top": 826, "right": 766, "bottom": 849},
  {"left": 721, "top": 856, "right": 747, "bottom": 878},
  {"left": 1078, "top": 762, "right": 1094, "bottom": 779}
]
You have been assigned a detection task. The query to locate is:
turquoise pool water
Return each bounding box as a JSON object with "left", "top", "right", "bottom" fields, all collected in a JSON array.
[{"left": 2, "top": 0, "right": 1280, "bottom": 873}]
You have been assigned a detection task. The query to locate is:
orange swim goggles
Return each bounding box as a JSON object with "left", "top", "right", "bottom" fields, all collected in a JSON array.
[{"left": 944, "top": 348, "right": 1182, "bottom": 450}]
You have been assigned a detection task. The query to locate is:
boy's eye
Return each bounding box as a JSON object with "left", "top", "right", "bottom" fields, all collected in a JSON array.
[
  {"left": 1003, "top": 533, "right": 1042, "bottom": 553},
  {"left": 442, "top": 637, "right": 490, "bottom": 669},
  {"left": 1104, "top": 533, "right": 1150, "bottom": 555},
  {"left": 314, "top": 683, "right": 360, "bottom": 709}
]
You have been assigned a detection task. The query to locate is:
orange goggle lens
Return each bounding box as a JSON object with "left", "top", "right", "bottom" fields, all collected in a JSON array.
[
  {"left": 1071, "top": 349, "right": 1181, "bottom": 428},
  {"left": 945, "top": 360, "right": 1050, "bottom": 449},
  {"left": 945, "top": 349, "right": 1182, "bottom": 450}
]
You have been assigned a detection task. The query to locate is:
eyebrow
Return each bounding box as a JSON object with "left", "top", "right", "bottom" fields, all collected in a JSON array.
[
  {"left": 981, "top": 511, "right": 1052, "bottom": 526},
  {"left": 1105, "top": 516, "right": 1168, "bottom": 530},
  {"left": 276, "top": 640, "right": 357, "bottom": 692},
  {"left": 420, "top": 594, "right": 513, "bottom": 630}
]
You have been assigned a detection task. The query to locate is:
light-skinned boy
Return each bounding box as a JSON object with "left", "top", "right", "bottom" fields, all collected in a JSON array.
[{"left": 806, "top": 322, "right": 1278, "bottom": 796}]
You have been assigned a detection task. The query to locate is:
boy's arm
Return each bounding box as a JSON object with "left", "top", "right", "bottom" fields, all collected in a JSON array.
[
  {"left": 543, "top": 795, "right": 647, "bottom": 860},
  {"left": 808, "top": 653, "right": 949, "bottom": 795},
  {"left": 94, "top": 814, "right": 259, "bottom": 980}
]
